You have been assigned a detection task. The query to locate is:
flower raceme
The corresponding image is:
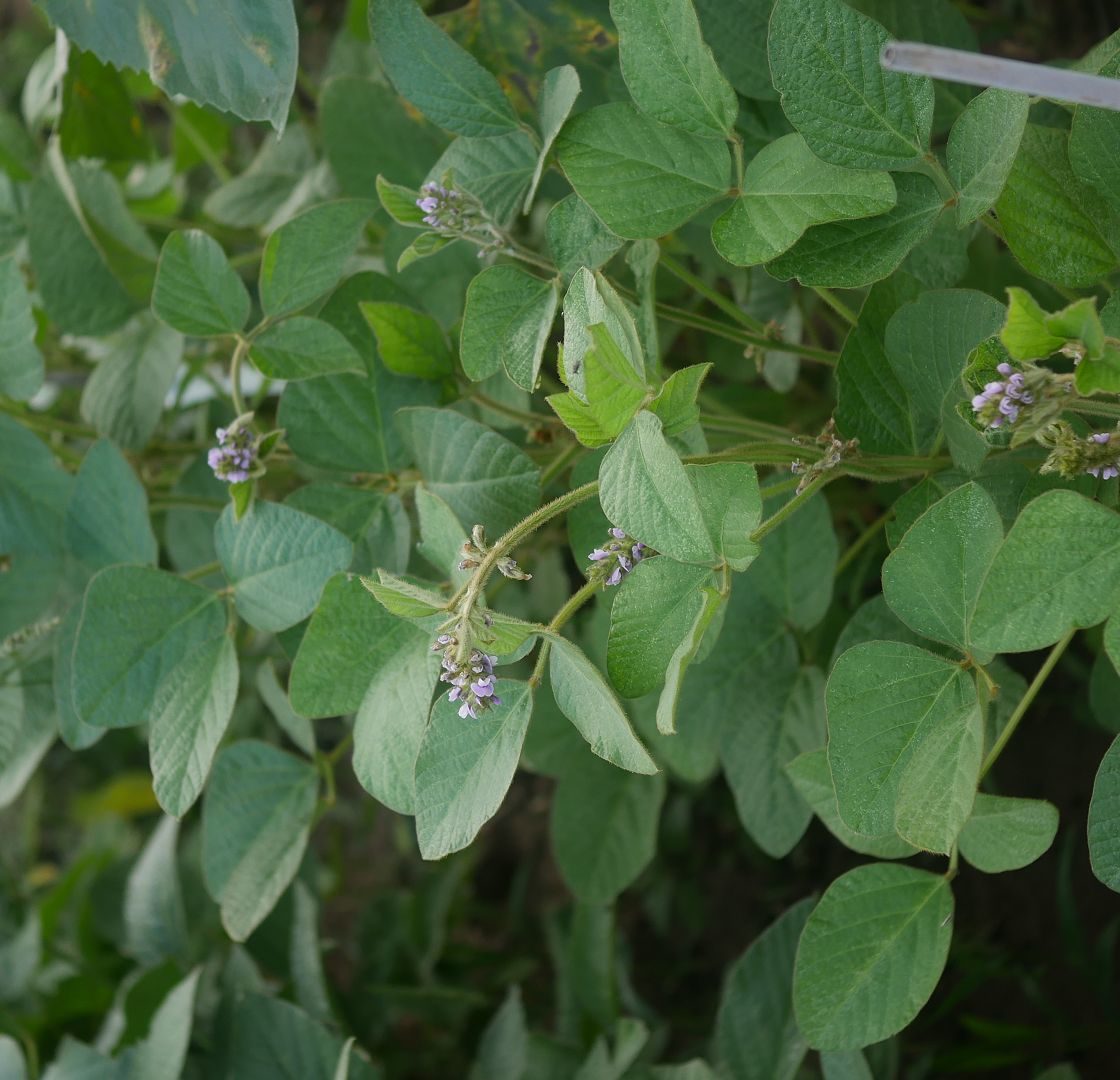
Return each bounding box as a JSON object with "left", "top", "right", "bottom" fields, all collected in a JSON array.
[
  {"left": 207, "top": 424, "right": 259, "bottom": 483},
  {"left": 589, "top": 527, "right": 649, "bottom": 587},
  {"left": 433, "top": 634, "right": 502, "bottom": 719},
  {"left": 971, "top": 362, "right": 1035, "bottom": 428}
]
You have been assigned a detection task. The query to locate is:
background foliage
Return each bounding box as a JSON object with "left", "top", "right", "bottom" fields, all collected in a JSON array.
[{"left": 2, "top": 0, "right": 1120, "bottom": 1077}]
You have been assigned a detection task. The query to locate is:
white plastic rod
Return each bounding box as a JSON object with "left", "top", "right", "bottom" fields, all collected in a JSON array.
[{"left": 880, "top": 41, "right": 1120, "bottom": 112}]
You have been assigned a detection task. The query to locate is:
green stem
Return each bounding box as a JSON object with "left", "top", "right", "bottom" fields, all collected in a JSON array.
[
  {"left": 979, "top": 629, "right": 1075, "bottom": 779},
  {"left": 230, "top": 335, "right": 249, "bottom": 416},
  {"left": 540, "top": 441, "right": 583, "bottom": 488},
  {"left": 468, "top": 389, "right": 561, "bottom": 428},
  {"left": 1067, "top": 399, "right": 1120, "bottom": 421},
  {"left": 833, "top": 507, "right": 892, "bottom": 578},
  {"left": 812, "top": 287, "right": 858, "bottom": 326},
  {"left": 0, "top": 399, "right": 97, "bottom": 439},
  {"left": 170, "top": 104, "right": 232, "bottom": 182},
  {"left": 182, "top": 559, "right": 221, "bottom": 582},
  {"left": 529, "top": 579, "right": 600, "bottom": 687},
  {"left": 659, "top": 252, "right": 770, "bottom": 334},
  {"left": 749, "top": 472, "right": 834, "bottom": 543}
]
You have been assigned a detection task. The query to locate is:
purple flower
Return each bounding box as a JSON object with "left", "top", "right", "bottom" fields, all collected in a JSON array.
[
  {"left": 1091, "top": 433, "right": 1112, "bottom": 445},
  {"left": 435, "top": 638, "right": 502, "bottom": 720},
  {"left": 414, "top": 182, "right": 469, "bottom": 232},
  {"left": 589, "top": 526, "right": 652, "bottom": 587},
  {"left": 971, "top": 365, "right": 1036, "bottom": 430},
  {"left": 208, "top": 425, "right": 258, "bottom": 484}
]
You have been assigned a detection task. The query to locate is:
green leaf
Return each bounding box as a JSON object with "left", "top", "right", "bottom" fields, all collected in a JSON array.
[
  {"left": 125, "top": 968, "right": 201, "bottom": 1080},
  {"left": 1000, "top": 286, "right": 1105, "bottom": 366},
  {"left": 785, "top": 749, "right": 918, "bottom": 859},
  {"left": 249, "top": 317, "right": 365, "bottom": 381},
  {"left": 793, "top": 863, "right": 953, "bottom": 1050},
  {"left": 722, "top": 667, "right": 826, "bottom": 857},
  {"left": 611, "top": 0, "right": 738, "bottom": 138},
  {"left": 1069, "top": 54, "right": 1120, "bottom": 212},
  {"left": 353, "top": 633, "right": 439, "bottom": 814},
  {"left": 39, "top": 0, "right": 297, "bottom": 130},
  {"left": 397, "top": 407, "right": 540, "bottom": 536},
  {"left": 655, "top": 586, "right": 724, "bottom": 735},
  {"left": 1089, "top": 736, "right": 1120, "bottom": 892},
  {"left": 561, "top": 268, "right": 644, "bottom": 398},
  {"left": 687, "top": 462, "right": 763, "bottom": 571},
  {"left": 202, "top": 740, "right": 318, "bottom": 941},
  {"left": 827, "top": 641, "right": 979, "bottom": 837},
  {"left": 469, "top": 986, "right": 529, "bottom": 1080},
  {"left": 882, "top": 482, "right": 1004, "bottom": 652},
  {"left": 599, "top": 411, "right": 716, "bottom": 565},
  {"left": 0, "top": 256, "right": 43, "bottom": 400},
  {"left": 608, "top": 559, "right": 714, "bottom": 698},
  {"left": 415, "top": 679, "right": 533, "bottom": 859},
  {"left": 712, "top": 135, "right": 896, "bottom": 266},
  {"left": 259, "top": 200, "right": 375, "bottom": 318},
  {"left": 971, "top": 491, "right": 1120, "bottom": 653},
  {"left": 551, "top": 753, "right": 665, "bottom": 902},
  {"left": 415, "top": 485, "right": 472, "bottom": 587},
  {"left": 650, "top": 364, "right": 711, "bottom": 437},
  {"left": 289, "top": 573, "right": 430, "bottom": 719},
  {"left": 150, "top": 634, "right": 239, "bottom": 817},
  {"left": 694, "top": 0, "right": 777, "bottom": 101},
  {"left": 525, "top": 65, "right": 581, "bottom": 213},
  {"left": 581, "top": 325, "right": 650, "bottom": 438},
  {"left": 72, "top": 566, "right": 225, "bottom": 729},
  {"left": 549, "top": 635, "right": 658, "bottom": 774},
  {"left": 714, "top": 898, "right": 813, "bottom": 1080},
  {"left": 65, "top": 439, "right": 158, "bottom": 574},
  {"left": 995, "top": 124, "right": 1120, "bottom": 288},
  {"left": 426, "top": 131, "right": 538, "bottom": 228},
  {"left": 361, "top": 301, "right": 452, "bottom": 380},
  {"left": 947, "top": 88, "right": 1030, "bottom": 226},
  {"left": 257, "top": 659, "right": 315, "bottom": 754},
  {"left": 767, "top": 174, "right": 943, "bottom": 288},
  {"left": 958, "top": 793, "right": 1059, "bottom": 873},
  {"left": 151, "top": 230, "right": 250, "bottom": 337},
  {"left": 124, "top": 816, "right": 188, "bottom": 967},
  {"left": 768, "top": 0, "right": 933, "bottom": 169},
  {"left": 362, "top": 570, "right": 446, "bottom": 618},
  {"left": 370, "top": 0, "right": 520, "bottom": 137},
  {"left": 202, "top": 126, "right": 312, "bottom": 228},
  {"left": 0, "top": 415, "right": 71, "bottom": 557},
  {"left": 460, "top": 265, "right": 560, "bottom": 389},
  {"left": 0, "top": 669, "right": 54, "bottom": 811},
  {"left": 215, "top": 502, "right": 353, "bottom": 633},
  {"left": 748, "top": 484, "right": 836, "bottom": 629},
  {"left": 79, "top": 316, "right": 183, "bottom": 450},
  {"left": 546, "top": 195, "right": 624, "bottom": 281},
  {"left": 377, "top": 175, "right": 428, "bottom": 227},
  {"left": 555, "top": 102, "right": 731, "bottom": 240}
]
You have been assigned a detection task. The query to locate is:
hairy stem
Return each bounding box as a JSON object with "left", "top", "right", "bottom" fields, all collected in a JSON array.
[
  {"left": 529, "top": 579, "right": 600, "bottom": 687},
  {"left": 659, "top": 252, "right": 770, "bottom": 335},
  {"left": 229, "top": 335, "right": 249, "bottom": 417}
]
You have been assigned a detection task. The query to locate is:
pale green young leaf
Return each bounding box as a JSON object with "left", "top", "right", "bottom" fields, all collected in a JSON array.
[
  {"left": 712, "top": 134, "right": 896, "bottom": 266},
  {"left": 546, "top": 195, "right": 624, "bottom": 280},
  {"left": 793, "top": 863, "right": 953, "bottom": 1050},
  {"left": 714, "top": 898, "right": 814, "bottom": 1080},
  {"left": 362, "top": 570, "right": 446, "bottom": 618},
  {"left": 151, "top": 229, "right": 250, "bottom": 336},
  {"left": 768, "top": 0, "right": 933, "bottom": 169},
  {"left": 971, "top": 491, "right": 1120, "bottom": 653},
  {"left": 353, "top": 634, "right": 439, "bottom": 814},
  {"left": 722, "top": 666, "right": 826, "bottom": 857},
  {"left": 1089, "top": 736, "right": 1120, "bottom": 892},
  {"left": 259, "top": 200, "right": 374, "bottom": 318},
  {"left": 215, "top": 502, "right": 353, "bottom": 633},
  {"left": 599, "top": 412, "right": 716, "bottom": 565},
  {"left": 65, "top": 439, "right": 158, "bottom": 573},
  {"left": 555, "top": 103, "right": 732, "bottom": 240},
  {"left": 827, "top": 642, "right": 979, "bottom": 837},
  {"left": 649, "top": 363, "right": 710, "bottom": 436},
  {"left": 397, "top": 407, "right": 541, "bottom": 536},
  {"left": 202, "top": 739, "right": 319, "bottom": 941},
  {"left": 881, "top": 482, "right": 1004, "bottom": 652},
  {"left": 785, "top": 750, "right": 918, "bottom": 859},
  {"left": 995, "top": 124, "right": 1120, "bottom": 288},
  {"left": 611, "top": 0, "right": 738, "bottom": 138},
  {"left": 947, "top": 88, "right": 1030, "bottom": 226},
  {"left": 460, "top": 265, "right": 559, "bottom": 389},
  {"left": 149, "top": 634, "right": 239, "bottom": 818},
  {"left": 687, "top": 462, "right": 763, "bottom": 571},
  {"left": 377, "top": 174, "right": 427, "bottom": 227},
  {"left": 123, "top": 816, "right": 188, "bottom": 967},
  {"left": 289, "top": 573, "right": 430, "bottom": 718},
  {"left": 249, "top": 317, "right": 365, "bottom": 381},
  {"left": 415, "top": 680, "right": 533, "bottom": 859},
  {"left": 548, "top": 389, "right": 615, "bottom": 448},
  {"left": 767, "top": 174, "right": 943, "bottom": 288},
  {"left": 370, "top": 0, "right": 520, "bottom": 137},
  {"left": 0, "top": 1036, "right": 25, "bottom": 1080},
  {"left": 360, "top": 301, "right": 451, "bottom": 380},
  {"left": 525, "top": 65, "right": 581, "bottom": 213},
  {"left": 549, "top": 635, "right": 658, "bottom": 774},
  {"left": 72, "top": 566, "right": 225, "bottom": 728},
  {"left": 607, "top": 558, "right": 713, "bottom": 699},
  {"left": 550, "top": 753, "right": 665, "bottom": 902},
  {"left": 0, "top": 256, "right": 43, "bottom": 400},
  {"left": 958, "top": 793, "right": 1059, "bottom": 873},
  {"left": 561, "top": 268, "right": 644, "bottom": 397}
]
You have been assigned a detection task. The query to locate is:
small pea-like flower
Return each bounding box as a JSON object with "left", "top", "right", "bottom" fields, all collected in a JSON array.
[
  {"left": 432, "top": 634, "right": 502, "bottom": 719},
  {"left": 1086, "top": 432, "right": 1120, "bottom": 479},
  {"left": 588, "top": 527, "right": 650, "bottom": 586},
  {"left": 971, "top": 362, "right": 1037, "bottom": 429},
  {"left": 1038, "top": 422, "right": 1120, "bottom": 480},
  {"left": 415, "top": 182, "right": 475, "bottom": 232},
  {"left": 208, "top": 424, "right": 259, "bottom": 483}
]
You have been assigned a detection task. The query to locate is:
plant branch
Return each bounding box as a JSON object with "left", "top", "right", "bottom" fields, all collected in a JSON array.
[
  {"left": 658, "top": 252, "right": 770, "bottom": 334},
  {"left": 529, "top": 579, "right": 600, "bottom": 687}
]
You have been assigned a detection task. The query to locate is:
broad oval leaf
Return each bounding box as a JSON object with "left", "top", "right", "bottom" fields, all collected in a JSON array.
[
  {"left": 959, "top": 793, "right": 1059, "bottom": 874},
  {"left": 249, "top": 318, "right": 365, "bottom": 381},
  {"left": 1089, "top": 735, "right": 1120, "bottom": 893},
  {"left": 947, "top": 88, "right": 1030, "bottom": 227},
  {"left": 152, "top": 229, "right": 249, "bottom": 337},
  {"left": 0, "top": 255, "right": 43, "bottom": 400}
]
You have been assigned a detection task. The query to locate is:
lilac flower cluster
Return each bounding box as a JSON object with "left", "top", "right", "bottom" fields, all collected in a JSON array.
[
  {"left": 434, "top": 635, "right": 501, "bottom": 719},
  {"left": 971, "top": 363, "right": 1035, "bottom": 428},
  {"left": 207, "top": 425, "right": 258, "bottom": 483},
  {"left": 1086, "top": 433, "right": 1119, "bottom": 480},
  {"left": 589, "top": 528, "right": 648, "bottom": 587},
  {"left": 416, "top": 182, "right": 468, "bottom": 231}
]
